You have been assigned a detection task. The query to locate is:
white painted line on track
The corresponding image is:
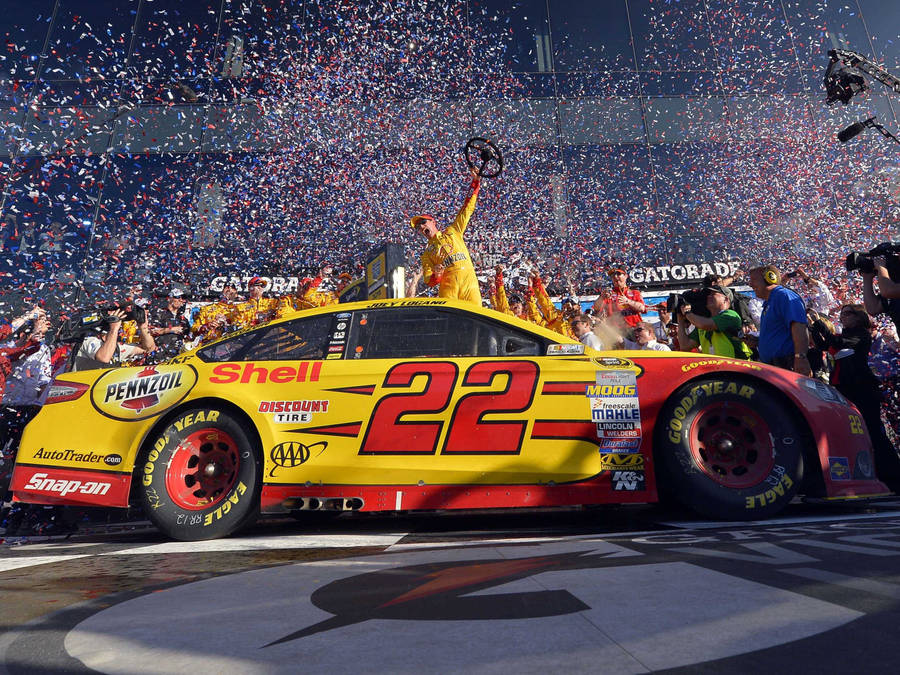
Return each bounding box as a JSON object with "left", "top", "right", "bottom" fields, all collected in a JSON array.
[
  {"left": 784, "top": 567, "right": 900, "bottom": 600},
  {"left": 5, "top": 543, "right": 102, "bottom": 552},
  {"left": 0, "top": 555, "right": 90, "bottom": 573},
  {"left": 655, "top": 509, "right": 900, "bottom": 529},
  {"left": 386, "top": 529, "right": 703, "bottom": 551},
  {"left": 101, "top": 532, "right": 408, "bottom": 555}
]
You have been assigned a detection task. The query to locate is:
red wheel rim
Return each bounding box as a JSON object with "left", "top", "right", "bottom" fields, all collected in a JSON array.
[
  {"left": 164, "top": 428, "right": 240, "bottom": 510},
  {"left": 687, "top": 401, "right": 775, "bottom": 489}
]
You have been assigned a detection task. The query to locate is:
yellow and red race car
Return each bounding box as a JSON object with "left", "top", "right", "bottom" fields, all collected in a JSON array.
[{"left": 9, "top": 298, "right": 888, "bottom": 540}]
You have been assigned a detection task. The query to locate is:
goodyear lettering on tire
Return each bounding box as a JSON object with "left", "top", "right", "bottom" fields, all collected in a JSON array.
[{"left": 666, "top": 380, "right": 755, "bottom": 443}]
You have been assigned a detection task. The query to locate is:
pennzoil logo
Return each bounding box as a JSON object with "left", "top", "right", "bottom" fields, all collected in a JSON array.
[{"left": 91, "top": 364, "right": 198, "bottom": 421}]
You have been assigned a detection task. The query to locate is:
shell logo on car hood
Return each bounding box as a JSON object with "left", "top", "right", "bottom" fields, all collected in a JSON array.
[{"left": 91, "top": 364, "right": 198, "bottom": 421}]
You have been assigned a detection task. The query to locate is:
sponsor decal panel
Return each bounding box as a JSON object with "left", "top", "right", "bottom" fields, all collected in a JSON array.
[
  {"left": 853, "top": 451, "right": 874, "bottom": 480},
  {"left": 269, "top": 441, "right": 328, "bottom": 477},
  {"left": 258, "top": 400, "right": 330, "bottom": 424},
  {"left": 327, "top": 315, "right": 350, "bottom": 360},
  {"left": 599, "top": 453, "right": 644, "bottom": 471},
  {"left": 11, "top": 466, "right": 130, "bottom": 506},
  {"left": 547, "top": 344, "right": 585, "bottom": 356},
  {"left": 31, "top": 448, "right": 124, "bottom": 467},
  {"left": 209, "top": 362, "right": 322, "bottom": 384},
  {"left": 91, "top": 365, "right": 198, "bottom": 421},
  {"left": 587, "top": 370, "right": 642, "bottom": 452},
  {"left": 829, "top": 457, "right": 851, "bottom": 481},
  {"left": 612, "top": 470, "right": 645, "bottom": 491}
]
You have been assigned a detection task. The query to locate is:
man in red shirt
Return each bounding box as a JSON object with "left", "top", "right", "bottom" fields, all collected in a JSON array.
[{"left": 593, "top": 265, "right": 646, "bottom": 328}]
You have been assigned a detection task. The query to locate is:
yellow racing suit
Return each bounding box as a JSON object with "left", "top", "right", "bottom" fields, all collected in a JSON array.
[
  {"left": 421, "top": 178, "right": 482, "bottom": 305},
  {"left": 532, "top": 275, "right": 575, "bottom": 339}
]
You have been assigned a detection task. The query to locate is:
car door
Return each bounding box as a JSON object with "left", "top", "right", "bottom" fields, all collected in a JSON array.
[{"left": 279, "top": 305, "right": 606, "bottom": 489}]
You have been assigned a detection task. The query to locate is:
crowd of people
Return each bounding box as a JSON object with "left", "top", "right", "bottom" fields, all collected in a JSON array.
[{"left": 0, "top": 245, "right": 898, "bottom": 535}]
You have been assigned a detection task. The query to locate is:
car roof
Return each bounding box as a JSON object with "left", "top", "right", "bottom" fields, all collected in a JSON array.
[{"left": 183, "top": 297, "right": 585, "bottom": 358}]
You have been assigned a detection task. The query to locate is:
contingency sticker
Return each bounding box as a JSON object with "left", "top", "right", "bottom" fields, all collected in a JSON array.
[{"left": 587, "top": 370, "right": 642, "bottom": 453}]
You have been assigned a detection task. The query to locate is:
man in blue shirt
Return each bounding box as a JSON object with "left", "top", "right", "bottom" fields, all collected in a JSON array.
[{"left": 748, "top": 265, "right": 811, "bottom": 376}]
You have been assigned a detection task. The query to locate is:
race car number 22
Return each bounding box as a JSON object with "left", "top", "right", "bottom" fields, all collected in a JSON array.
[{"left": 359, "top": 360, "right": 539, "bottom": 455}]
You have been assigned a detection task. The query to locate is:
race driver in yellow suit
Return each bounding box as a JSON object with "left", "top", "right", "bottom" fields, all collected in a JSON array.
[{"left": 411, "top": 171, "right": 482, "bottom": 305}]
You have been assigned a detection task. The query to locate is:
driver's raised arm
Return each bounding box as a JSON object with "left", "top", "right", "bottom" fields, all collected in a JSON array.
[{"left": 446, "top": 171, "right": 481, "bottom": 237}]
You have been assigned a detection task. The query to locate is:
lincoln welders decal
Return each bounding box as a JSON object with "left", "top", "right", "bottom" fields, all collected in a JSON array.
[
  {"left": 586, "top": 370, "right": 642, "bottom": 453},
  {"left": 91, "top": 364, "right": 198, "bottom": 421}
]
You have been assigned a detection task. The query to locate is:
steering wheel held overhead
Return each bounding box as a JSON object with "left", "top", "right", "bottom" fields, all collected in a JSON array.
[{"left": 464, "top": 137, "right": 503, "bottom": 178}]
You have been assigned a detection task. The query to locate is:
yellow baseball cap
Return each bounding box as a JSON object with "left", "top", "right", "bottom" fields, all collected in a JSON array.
[{"left": 410, "top": 214, "right": 435, "bottom": 228}]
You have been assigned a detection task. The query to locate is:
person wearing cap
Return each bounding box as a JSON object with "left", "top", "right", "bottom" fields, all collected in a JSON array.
[
  {"left": 593, "top": 266, "right": 646, "bottom": 328},
  {"left": 149, "top": 288, "right": 191, "bottom": 361},
  {"left": 676, "top": 285, "right": 752, "bottom": 359},
  {"left": 410, "top": 170, "right": 482, "bottom": 305},
  {"left": 232, "top": 276, "right": 280, "bottom": 330},
  {"left": 748, "top": 265, "right": 810, "bottom": 375}
]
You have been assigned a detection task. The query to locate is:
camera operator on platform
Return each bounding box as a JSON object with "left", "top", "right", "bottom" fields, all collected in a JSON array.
[
  {"left": 676, "top": 285, "right": 752, "bottom": 359},
  {"left": 73, "top": 308, "right": 155, "bottom": 371}
]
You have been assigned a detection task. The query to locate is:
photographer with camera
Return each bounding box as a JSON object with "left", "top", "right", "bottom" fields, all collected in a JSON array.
[
  {"left": 675, "top": 285, "right": 752, "bottom": 359},
  {"left": 73, "top": 306, "right": 155, "bottom": 371},
  {"left": 848, "top": 242, "right": 900, "bottom": 332}
]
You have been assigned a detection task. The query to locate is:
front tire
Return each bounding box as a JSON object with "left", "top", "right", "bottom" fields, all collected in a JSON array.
[
  {"left": 656, "top": 377, "right": 805, "bottom": 520},
  {"left": 139, "top": 407, "right": 260, "bottom": 540}
]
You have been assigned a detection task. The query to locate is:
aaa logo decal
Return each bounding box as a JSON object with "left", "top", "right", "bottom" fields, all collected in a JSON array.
[
  {"left": 91, "top": 365, "right": 198, "bottom": 421},
  {"left": 269, "top": 441, "right": 328, "bottom": 477}
]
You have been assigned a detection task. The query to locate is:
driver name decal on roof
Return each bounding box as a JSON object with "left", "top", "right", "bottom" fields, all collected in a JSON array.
[
  {"left": 587, "top": 370, "right": 642, "bottom": 454},
  {"left": 368, "top": 299, "right": 447, "bottom": 308}
]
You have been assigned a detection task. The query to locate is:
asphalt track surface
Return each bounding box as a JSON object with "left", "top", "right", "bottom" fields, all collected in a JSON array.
[{"left": 2, "top": 500, "right": 900, "bottom": 674}]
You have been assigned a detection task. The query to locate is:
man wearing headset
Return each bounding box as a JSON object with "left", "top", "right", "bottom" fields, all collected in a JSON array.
[
  {"left": 410, "top": 170, "right": 482, "bottom": 305},
  {"left": 748, "top": 265, "right": 811, "bottom": 376}
]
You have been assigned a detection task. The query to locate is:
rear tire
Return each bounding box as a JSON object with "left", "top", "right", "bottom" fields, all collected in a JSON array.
[
  {"left": 656, "top": 378, "right": 804, "bottom": 520},
  {"left": 139, "top": 407, "right": 260, "bottom": 540}
]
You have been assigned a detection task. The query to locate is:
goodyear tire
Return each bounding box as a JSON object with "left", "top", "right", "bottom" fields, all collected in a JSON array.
[
  {"left": 656, "top": 378, "right": 804, "bottom": 520},
  {"left": 139, "top": 407, "right": 261, "bottom": 541}
]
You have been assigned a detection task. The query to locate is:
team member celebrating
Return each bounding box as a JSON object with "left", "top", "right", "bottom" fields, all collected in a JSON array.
[
  {"left": 410, "top": 170, "right": 482, "bottom": 305},
  {"left": 594, "top": 265, "right": 647, "bottom": 327}
]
